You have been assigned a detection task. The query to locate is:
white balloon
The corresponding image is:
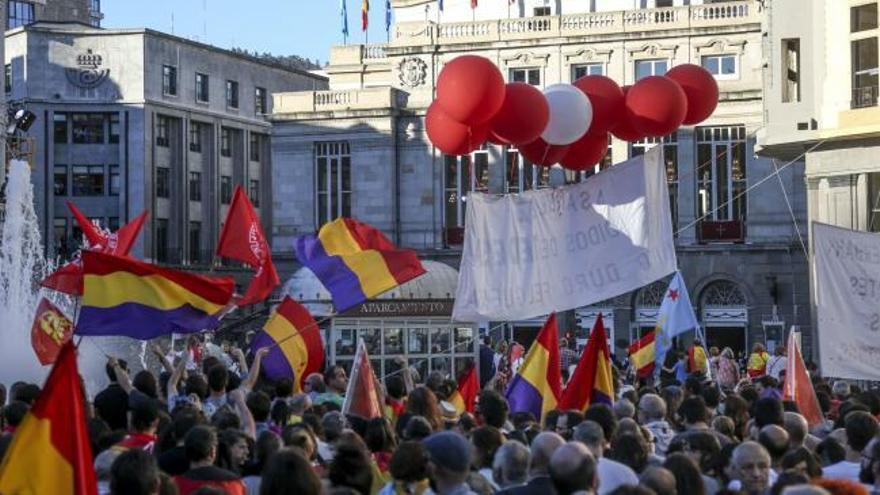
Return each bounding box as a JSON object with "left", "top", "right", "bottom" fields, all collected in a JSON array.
[{"left": 540, "top": 84, "right": 593, "bottom": 145}]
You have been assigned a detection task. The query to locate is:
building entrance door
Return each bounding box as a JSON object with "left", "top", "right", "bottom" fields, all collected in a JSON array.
[{"left": 705, "top": 326, "right": 747, "bottom": 357}]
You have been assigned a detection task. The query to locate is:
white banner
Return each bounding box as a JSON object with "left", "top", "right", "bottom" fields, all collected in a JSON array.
[
  {"left": 453, "top": 147, "right": 677, "bottom": 322},
  {"left": 814, "top": 222, "right": 880, "bottom": 380}
]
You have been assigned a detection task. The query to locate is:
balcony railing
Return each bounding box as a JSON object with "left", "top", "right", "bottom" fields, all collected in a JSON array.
[
  {"left": 393, "top": 0, "right": 759, "bottom": 46},
  {"left": 852, "top": 85, "right": 879, "bottom": 109},
  {"left": 273, "top": 87, "right": 404, "bottom": 114}
]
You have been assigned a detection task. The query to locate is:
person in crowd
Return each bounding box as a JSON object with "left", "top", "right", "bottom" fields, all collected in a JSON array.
[
  {"left": 379, "top": 440, "right": 432, "bottom": 495},
  {"left": 573, "top": 420, "right": 639, "bottom": 495},
  {"left": 781, "top": 448, "right": 823, "bottom": 480},
  {"left": 497, "top": 431, "right": 564, "bottom": 495},
  {"left": 259, "top": 448, "right": 322, "bottom": 495},
  {"left": 640, "top": 466, "right": 678, "bottom": 495},
  {"left": 478, "top": 389, "right": 510, "bottom": 431},
  {"left": 472, "top": 425, "right": 505, "bottom": 489},
  {"left": 758, "top": 425, "right": 790, "bottom": 473},
  {"left": 556, "top": 411, "right": 585, "bottom": 441},
  {"left": 493, "top": 440, "right": 530, "bottom": 490},
  {"left": 479, "top": 337, "right": 497, "bottom": 389},
  {"left": 95, "top": 359, "right": 131, "bottom": 431},
  {"left": 560, "top": 338, "right": 579, "bottom": 375},
  {"left": 638, "top": 394, "right": 675, "bottom": 456},
  {"left": 424, "top": 431, "right": 477, "bottom": 495},
  {"left": 688, "top": 339, "right": 710, "bottom": 378},
  {"left": 549, "top": 442, "right": 598, "bottom": 495},
  {"left": 404, "top": 386, "right": 444, "bottom": 433},
  {"left": 664, "top": 453, "right": 707, "bottom": 495},
  {"left": 716, "top": 348, "right": 740, "bottom": 392},
  {"left": 823, "top": 410, "right": 878, "bottom": 481},
  {"left": 242, "top": 430, "right": 282, "bottom": 495},
  {"left": 765, "top": 346, "right": 787, "bottom": 381},
  {"left": 748, "top": 344, "right": 771, "bottom": 378},
  {"left": 328, "top": 440, "right": 375, "bottom": 494},
  {"left": 217, "top": 428, "right": 250, "bottom": 475},
  {"left": 320, "top": 410, "right": 347, "bottom": 462},
  {"left": 117, "top": 399, "right": 161, "bottom": 453},
  {"left": 109, "top": 448, "right": 161, "bottom": 495},
  {"left": 732, "top": 441, "right": 773, "bottom": 494},
  {"left": 174, "top": 425, "right": 246, "bottom": 495},
  {"left": 303, "top": 373, "right": 326, "bottom": 402},
  {"left": 317, "top": 365, "right": 348, "bottom": 407}
]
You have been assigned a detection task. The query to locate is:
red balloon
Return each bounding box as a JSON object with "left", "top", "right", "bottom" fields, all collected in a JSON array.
[
  {"left": 518, "top": 138, "right": 569, "bottom": 166},
  {"left": 666, "top": 64, "right": 719, "bottom": 125},
  {"left": 490, "top": 82, "right": 550, "bottom": 145},
  {"left": 426, "top": 103, "right": 490, "bottom": 155},
  {"left": 626, "top": 76, "right": 688, "bottom": 137},
  {"left": 572, "top": 75, "right": 625, "bottom": 135},
  {"left": 436, "top": 55, "right": 506, "bottom": 126},
  {"left": 560, "top": 132, "right": 610, "bottom": 171},
  {"left": 610, "top": 86, "right": 646, "bottom": 142},
  {"left": 487, "top": 130, "right": 510, "bottom": 145}
]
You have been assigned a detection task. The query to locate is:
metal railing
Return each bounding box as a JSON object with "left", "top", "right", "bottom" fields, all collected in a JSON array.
[{"left": 852, "top": 85, "right": 879, "bottom": 109}]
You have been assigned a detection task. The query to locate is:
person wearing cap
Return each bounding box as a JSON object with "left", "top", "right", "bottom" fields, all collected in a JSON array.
[{"left": 423, "top": 431, "right": 478, "bottom": 495}]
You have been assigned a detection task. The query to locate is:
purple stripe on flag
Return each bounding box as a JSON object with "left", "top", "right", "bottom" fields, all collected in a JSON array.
[
  {"left": 505, "top": 374, "right": 544, "bottom": 419},
  {"left": 75, "top": 303, "right": 221, "bottom": 339},
  {"left": 591, "top": 389, "right": 613, "bottom": 406},
  {"left": 294, "top": 234, "right": 367, "bottom": 312},
  {"left": 250, "top": 331, "right": 295, "bottom": 381}
]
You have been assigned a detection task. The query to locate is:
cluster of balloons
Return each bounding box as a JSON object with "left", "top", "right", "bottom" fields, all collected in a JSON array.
[{"left": 426, "top": 55, "right": 719, "bottom": 172}]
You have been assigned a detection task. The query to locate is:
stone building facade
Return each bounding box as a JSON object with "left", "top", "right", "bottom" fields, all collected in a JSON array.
[
  {"left": 271, "top": 0, "right": 812, "bottom": 362},
  {"left": 5, "top": 22, "right": 327, "bottom": 271}
]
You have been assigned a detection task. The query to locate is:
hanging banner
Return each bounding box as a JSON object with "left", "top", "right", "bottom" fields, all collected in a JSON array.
[
  {"left": 813, "top": 222, "right": 880, "bottom": 380},
  {"left": 453, "top": 147, "right": 676, "bottom": 322}
]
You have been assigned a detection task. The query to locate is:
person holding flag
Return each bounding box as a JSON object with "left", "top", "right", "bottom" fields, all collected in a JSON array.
[{"left": 653, "top": 272, "right": 702, "bottom": 381}]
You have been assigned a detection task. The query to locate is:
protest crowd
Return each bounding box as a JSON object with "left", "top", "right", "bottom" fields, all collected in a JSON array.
[{"left": 0, "top": 329, "right": 878, "bottom": 495}]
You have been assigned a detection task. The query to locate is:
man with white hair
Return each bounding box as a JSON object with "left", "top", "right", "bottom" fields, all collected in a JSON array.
[
  {"left": 732, "top": 441, "right": 773, "bottom": 494},
  {"left": 573, "top": 420, "right": 638, "bottom": 495},
  {"left": 497, "top": 432, "right": 565, "bottom": 495},
  {"left": 638, "top": 393, "right": 675, "bottom": 456},
  {"left": 549, "top": 442, "right": 598, "bottom": 495},
  {"left": 493, "top": 441, "right": 530, "bottom": 490}
]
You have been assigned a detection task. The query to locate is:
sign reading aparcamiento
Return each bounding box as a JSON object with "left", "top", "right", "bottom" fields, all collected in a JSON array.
[{"left": 453, "top": 146, "right": 677, "bottom": 322}]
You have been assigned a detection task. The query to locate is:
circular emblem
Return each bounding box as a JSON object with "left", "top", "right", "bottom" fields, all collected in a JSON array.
[{"left": 398, "top": 57, "right": 427, "bottom": 88}]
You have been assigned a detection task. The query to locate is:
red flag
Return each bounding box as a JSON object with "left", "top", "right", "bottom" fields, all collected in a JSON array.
[
  {"left": 783, "top": 331, "right": 823, "bottom": 428},
  {"left": 471, "top": 0, "right": 477, "bottom": 7},
  {"left": 30, "top": 298, "right": 74, "bottom": 366},
  {"left": 559, "top": 314, "right": 615, "bottom": 411},
  {"left": 0, "top": 343, "right": 97, "bottom": 494},
  {"left": 342, "top": 339, "right": 383, "bottom": 420},
  {"left": 41, "top": 209, "right": 148, "bottom": 295},
  {"left": 216, "top": 186, "right": 279, "bottom": 305},
  {"left": 450, "top": 364, "right": 479, "bottom": 413}
]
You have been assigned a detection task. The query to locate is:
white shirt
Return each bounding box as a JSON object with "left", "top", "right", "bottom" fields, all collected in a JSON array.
[
  {"left": 478, "top": 467, "right": 500, "bottom": 491},
  {"left": 766, "top": 355, "right": 787, "bottom": 380},
  {"left": 597, "top": 457, "right": 639, "bottom": 495},
  {"left": 823, "top": 461, "right": 862, "bottom": 482}
]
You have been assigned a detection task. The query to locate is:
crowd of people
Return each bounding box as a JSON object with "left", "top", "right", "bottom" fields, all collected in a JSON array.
[{"left": 0, "top": 334, "right": 878, "bottom": 495}]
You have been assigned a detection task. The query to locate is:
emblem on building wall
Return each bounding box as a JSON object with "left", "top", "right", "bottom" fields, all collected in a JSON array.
[
  {"left": 65, "top": 49, "right": 110, "bottom": 89},
  {"left": 398, "top": 57, "right": 427, "bottom": 88}
]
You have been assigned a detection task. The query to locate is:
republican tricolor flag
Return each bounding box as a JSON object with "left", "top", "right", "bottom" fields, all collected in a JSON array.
[
  {"left": 559, "top": 313, "right": 614, "bottom": 411},
  {"left": 505, "top": 313, "right": 561, "bottom": 420},
  {"left": 251, "top": 297, "right": 324, "bottom": 392},
  {"left": 0, "top": 342, "right": 97, "bottom": 494}
]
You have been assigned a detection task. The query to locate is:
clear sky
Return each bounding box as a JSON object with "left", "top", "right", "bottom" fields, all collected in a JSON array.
[{"left": 102, "top": 0, "right": 393, "bottom": 66}]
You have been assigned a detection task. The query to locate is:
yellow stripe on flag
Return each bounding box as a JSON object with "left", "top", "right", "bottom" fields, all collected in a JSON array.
[
  {"left": 319, "top": 219, "right": 399, "bottom": 298},
  {"left": 82, "top": 272, "right": 225, "bottom": 314},
  {"left": 0, "top": 415, "right": 74, "bottom": 493},
  {"left": 519, "top": 344, "right": 558, "bottom": 417},
  {"left": 630, "top": 341, "right": 656, "bottom": 370},
  {"left": 264, "top": 312, "right": 310, "bottom": 393}
]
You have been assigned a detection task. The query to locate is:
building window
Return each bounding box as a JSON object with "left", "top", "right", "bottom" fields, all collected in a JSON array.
[
  {"left": 782, "top": 39, "right": 801, "bottom": 103},
  {"left": 90, "top": 0, "right": 101, "bottom": 27},
  {"left": 156, "top": 167, "right": 170, "bottom": 198},
  {"left": 250, "top": 133, "right": 262, "bottom": 161},
  {"left": 4, "top": 64, "right": 11, "bottom": 93},
  {"left": 635, "top": 59, "right": 668, "bottom": 80},
  {"left": 156, "top": 116, "right": 169, "bottom": 147},
  {"left": 195, "top": 73, "right": 209, "bottom": 103},
  {"left": 852, "top": 3, "right": 878, "bottom": 33},
  {"left": 54, "top": 165, "right": 68, "bottom": 196},
  {"left": 631, "top": 134, "right": 678, "bottom": 233},
  {"left": 852, "top": 38, "right": 879, "bottom": 109},
  {"left": 504, "top": 147, "right": 552, "bottom": 194},
  {"left": 54, "top": 113, "right": 68, "bottom": 144},
  {"left": 162, "top": 65, "right": 178, "bottom": 96},
  {"left": 72, "top": 113, "right": 105, "bottom": 144},
  {"left": 189, "top": 171, "right": 201, "bottom": 201},
  {"left": 109, "top": 114, "right": 120, "bottom": 144},
  {"left": 156, "top": 219, "right": 169, "bottom": 263},
  {"left": 108, "top": 217, "right": 119, "bottom": 231},
  {"left": 109, "top": 165, "right": 120, "bottom": 196},
  {"left": 255, "top": 87, "right": 267, "bottom": 115},
  {"left": 655, "top": 0, "right": 673, "bottom": 7},
  {"left": 533, "top": 6, "right": 551, "bottom": 16},
  {"left": 221, "top": 128, "right": 232, "bottom": 157},
  {"left": 696, "top": 126, "right": 747, "bottom": 222},
  {"left": 249, "top": 180, "right": 260, "bottom": 207},
  {"left": 571, "top": 63, "right": 604, "bottom": 81},
  {"left": 868, "top": 173, "right": 880, "bottom": 232},
  {"left": 54, "top": 218, "right": 68, "bottom": 256},
  {"left": 226, "top": 80, "right": 239, "bottom": 109},
  {"left": 7, "top": 1, "right": 35, "bottom": 29},
  {"left": 221, "top": 176, "right": 233, "bottom": 204},
  {"left": 190, "top": 122, "right": 202, "bottom": 152},
  {"left": 72, "top": 165, "right": 104, "bottom": 196},
  {"left": 446, "top": 146, "right": 490, "bottom": 227},
  {"left": 315, "top": 141, "right": 352, "bottom": 226},
  {"left": 701, "top": 54, "right": 738, "bottom": 79},
  {"left": 189, "top": 221, "right": 201, "bottom": 264},
  {"left": 510, "top": 68, "right": 541, "bottom": 86}
]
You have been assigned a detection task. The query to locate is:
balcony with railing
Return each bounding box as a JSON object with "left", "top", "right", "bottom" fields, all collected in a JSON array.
[
  {"left": 393, "top": 0, "right": 759, "bottom": 46},
  {"left": 272, "top": 86, "right": 405, "bottom": 115}
]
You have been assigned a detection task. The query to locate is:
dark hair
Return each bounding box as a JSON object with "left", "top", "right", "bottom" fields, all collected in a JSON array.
[
  {"left": 88, "top": 417, "right": 111, "bottom": 456},
  {"left": 184, "top": 425, "right": 217, "bottom": 463},
  {"left": 133, "top": 370, "right": 158, "bottom": 399},
  {"left": 683, "top": 376, "right": 703, "bottom": 397},
  {"left": 667, "top": 431, "right": 721, "bottom": 476},
  {"left": 860, "top": 437, "right": 880, "bottom": 485},
  {"left": 678, "top": 396, "right": 709, "bottom": 425},
  {"left": 217, "top": 428, "right": 249, "bottom": 473},
  {"left": 302, "top": 412, "right": 323, "bottom": 439},
  {"left": 281, "top": 423, "right": 317, "bottom": 459},
  {"left": 110, "top": 448, "right": 160, "bottom": 495},
  {"left": 207, "top": 365, "right": 229, "bottom": 393},
  {"left": 201, "top": 356, "right": 221, "bottom": 375},
  {"left": 131, "top": 400, "right": 160, "bottom": 432},
  {"left": 184, "top": 374, "right": 209, "bottom": 399},
  {"left": 477, "top": 389, "right": 510, "bottom": 429},
  {"left": 12, "top": 383, "right": 40, "bottom": 405},
  {"left": 701, "top": 386, "right": 722, "bottom": 409},
  {"left": 275, "top": 378, "right": 294, "bottom": 398},
  {"left": 385, "top": 375, "right": 406, "bottom": 400},
  {"left": 328, "top": 442, "right": 374, "bottom": 495},
  {"left": 770, "top": 472, "right": 809, "bottom": 495},
  {"left": 254, "top": 430, "right": 283, "bottom": 465},
  {"left": 549, "top": 447, "right": 597, "bottom": 495},
  {"left": 211, "top": 409, "right": 241, "bottom": 431},
  {"left": 544, "top": 410, "right": 562, "bottom": 431},
  {"left": 781, "top": 447, "right": 823, "bottom": 478},
  {"left": 364, "top": 417, "right": 396, "bottom": 454},
  {"left": 405, "top": 387, "right": 443, "bottom": 432},
  {"left": 260, "top": 448, "right": 322, "bottom": 495},
  {"left": 271, "top": 400, "right": 291, "bottom": 429},
  {"left": 162, "top": 407, "right": 205, "bottom": 453},
  {"left": 816, "top": 437, "right": 846, "bottom": 466},
  {"left": 472, "top": 426, "right": 504, "bottom": 469},
  {"left": 844, "top": 410, "right": 879, "bottom": 452},
  {"left": 608, "top": 486, "right": 656, "bottom": 495},
  {"left": 608, "top": 433, "right": 649, "bottom": 473},
  {"left": 403, "top": 415, "right": 433, "bottom": 441},
  {"left": 105, "top": 359, "right": 128, "bottom": 383},
  {"left": 858, "top": 391, "right": 880, "bottom": 416},
  {"left": 754, "top": 398, "right": 785, "bottom": 428},
  {"left": 584, "top": 403, "right": 618, "bottom": 442},
  {"left": 247, "top": 391, "right": 272, "bottom": 423},
  {"left": 3, "top": 400, "right": 29, "bottom": 427},
  {"left": 816, "top": 391, "right": 832, "bottom": 413},
  {"left": 722, "top": 395, "right": 750, "bottom": 441},
  {"left": 389, "top": 441, "right": 430, "bottom": 482},
  {"left": 663, "top": 453, "right": 706, "bottom": 495}
]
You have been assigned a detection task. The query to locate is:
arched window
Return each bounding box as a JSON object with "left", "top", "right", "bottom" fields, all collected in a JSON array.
[
  {"left": 636, "top": 280, "right": 668, "bottom": 308},
  {"left": 701, "top": 280, "right": 747, "bottom": 308}
]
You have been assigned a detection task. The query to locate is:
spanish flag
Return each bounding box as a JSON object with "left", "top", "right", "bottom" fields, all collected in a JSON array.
[
  {"left": 628, "top": 331, "right": 656, "bottom": 379},
  {"left": 506, "top": 313, "right": 562, "bottom": 420},
  {"left": 559, "top": 313, "right": 614, "bottom": 411},
  {"left": 362, "top": 0, "right": 369, "bottom": 31},
  {"left": 294, "top": 218, "right": 425, "bottom": 313},
  {"left": 0, "top": 342, "right": 97, "bottom": 494},
  {"left": 76, "top": 251, "right": 235, "bottom": 339},
  {"left": 251, "top": 297, "right": 325, "bottom": 392},
  {"left": 450, "top": 364, "right": 479, "bottom": 414}
]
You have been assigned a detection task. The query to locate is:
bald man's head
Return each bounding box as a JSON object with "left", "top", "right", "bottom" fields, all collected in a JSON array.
[
  {"left": 640, "top": 466, "right": 677, "bottom": 495},
  {"left": 784, "top": 412, "right": 808, "bottom": 448},
  {"left": 759, "top": 424, "right": 790, "bottom": 463},
  {"left": 530, "top": 431, "right": 565, "bottom": 475},
  {"left": 549, "top": 442, "right": 597, "bottom": 495},
  {"left": 733, "top": 441, "right": 772, "bottom": 493}
]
